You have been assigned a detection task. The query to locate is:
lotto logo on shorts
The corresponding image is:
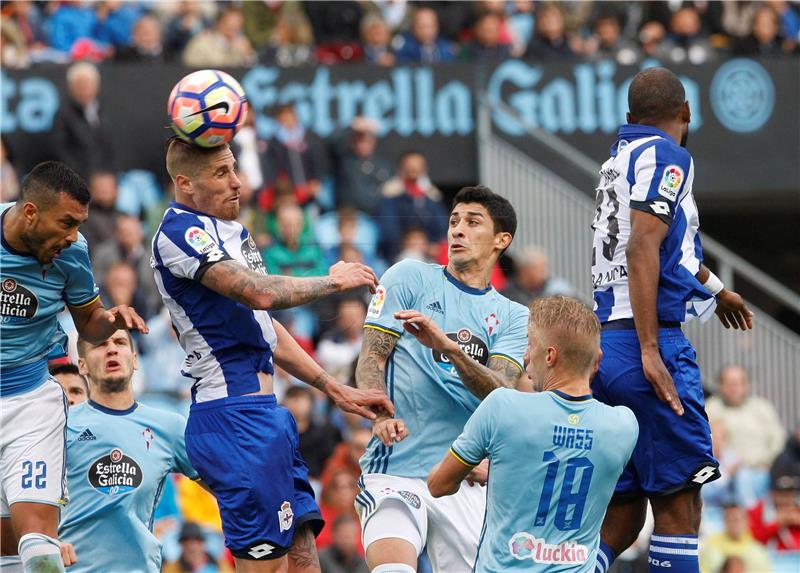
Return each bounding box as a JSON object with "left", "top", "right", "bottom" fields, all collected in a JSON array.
[
  {"left": 508, "top": 532, "right": 588, "bottom": 564},
  {"left": 690, "top": 465, "right": 720, "bottom": 485}
]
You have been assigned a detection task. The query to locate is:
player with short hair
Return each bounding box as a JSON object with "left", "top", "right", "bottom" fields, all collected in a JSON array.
[
  {"left": 590, "top": 67, "right": 753, "bottom": 573},
  {"left": 355, "top": 185, "right": 530, "bottom": 572},
  {"left": 49, "top": 363, "right": 89, "bottom": 406},
  {"left": 153, "top": 138, "right": 393, "bottom": 572},
  {"left": 0, "top": 161, "right": 147, "bottom": 573},
  {"left": 58, "top": 330, "right": 199, "bottom": 573},
  {"left": 428, "top": 296, "right": 639, "bottom": 572}
]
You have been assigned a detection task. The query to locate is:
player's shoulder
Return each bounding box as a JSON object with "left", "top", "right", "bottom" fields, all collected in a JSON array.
[
  {"left": 156, "top": 203, "right": 214, "bottom": 239},
  {"left": 65, "top": 401, "right": 94, "bottom": 431},
  {"left": 383, "top": 258, "right": 441, "bottom": 282},
  {"left": 493, "top": 291, "right": 530, "bottom": 322},
  {"left": 594, "top": 401, "right": 639, "bottom": 432},
  {"left": 135, "top": 402, "right": 187, "bottom": 432},
  {"left": 648, "top": 135, "right": 692, "bottom": 167},
  {"left": 1, "top": 202, "right": 13, "bottom": 215}
]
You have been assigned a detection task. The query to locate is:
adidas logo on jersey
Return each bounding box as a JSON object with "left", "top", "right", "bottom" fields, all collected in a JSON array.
[
  {"left": 426, "top": 301, "right": 444, "bottom": 314},
  {"left": 77, "top": 429, "right": 96, "bottom": 441}
]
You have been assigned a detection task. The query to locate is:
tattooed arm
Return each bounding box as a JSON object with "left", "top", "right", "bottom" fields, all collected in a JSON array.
[
  {"left": 394, "top": 310, "right": 523, "bottom": 400},
  {"left": 200, "top": 259, "right": 378, "bottom": 310},
  {"left": 356, "top": 327, "right": 406, "bottom": 445},
  {"left": 272, "top": 319, "right": 394, "bottom": 420}
]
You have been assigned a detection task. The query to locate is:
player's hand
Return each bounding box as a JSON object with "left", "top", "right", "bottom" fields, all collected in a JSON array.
[
  {"left": 373, "top": 416, "right": 409, "bottom": 445},
  {"left": 104, "top": 305, "right": 149, "bottom": 334},
  {"left": 329, "top": 261, "right": 379, "bottom": 294},
  {"left": 465, "top": 459, "right": 489, "bottom": 487},
  {"left": 641, "top": 349, "right": 684, "bottom": 416},
  {"left": 714, "top": 289, "right": 754, "bottom": 331},
  {"left": 60, "top": 541, "right": 77, "bottom": 567},
  {"left": 326, "top": 383, "right": 395, "bottom": 420},
  {"left": 394, "top": 311, "right": 458, "bottom": 354}
]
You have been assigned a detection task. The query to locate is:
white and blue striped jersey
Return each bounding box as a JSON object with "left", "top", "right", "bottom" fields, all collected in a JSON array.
[
  {"left": 151, "top": 201, "right": 277, "bottom": 403},
  {"left": 1, "top": 203, "right": 99, "bottom": 396},
  {"left": 59, "top": 400, "right": 198, "bottom": 573},
  {"left": 591, "top": 125, "right": 715, "bottom": 324},
  {"left": 451, "top": 388, "right": 638, "bottom": 572}
]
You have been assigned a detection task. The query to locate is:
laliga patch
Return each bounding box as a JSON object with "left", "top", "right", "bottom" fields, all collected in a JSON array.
[
  {"left": 277, "top": 501, "right": 294, "bottom": 532},
  {"left": 367, "top": 285, "right": 386, "bottom": 319},
  {"left": 658, "top": 165, "right": 684, "bottom": 200},
  {"left": 185, "top": 227, "right": 217, "bottom": 254}
]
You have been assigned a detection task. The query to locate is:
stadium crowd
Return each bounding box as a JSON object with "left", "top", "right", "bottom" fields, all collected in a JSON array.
[
  {"left": 2, "top": 0, "right": 800, "bottom": 70},
  {"left": 1, "top": 2, "right": 799, "bottom": 573}
]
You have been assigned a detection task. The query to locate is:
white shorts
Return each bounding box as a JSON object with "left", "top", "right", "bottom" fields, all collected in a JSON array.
[
  {"left": 0, "top": 379, "right": 69, "bottom": 516},
  {"left": 356, "top": 473, "right": 486, "bottom": 573}
]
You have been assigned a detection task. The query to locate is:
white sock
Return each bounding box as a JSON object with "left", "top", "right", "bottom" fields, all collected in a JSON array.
[
  {"left": 0, "top": 555, "right": 24, "bottom": 572},
  {"left": 372, "top": 564, "right": 416, "bottom": 573},
  {"left": 17, "top": 533, "right": 65, "bottom": 573}
]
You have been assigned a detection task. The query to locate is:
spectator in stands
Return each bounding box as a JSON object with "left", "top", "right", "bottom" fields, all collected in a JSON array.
[
  {"left": 360, "top": 12, "right": 395, "bottom": 66},
  {"left": 0, "top": 138, "right": 19, "bottom": 202},
  {"left": 182, "top": 5, "right": 255, "bottom": 68},
  {"left": 165, "top": 0, "right": 210, "bottom": 54},
  {"left": 317, "top": 298, "right": 368, "bottom": 382},
  {"left": 3, "top": 0, "right": 46, "bottom": 59},
  {"left": 501, "top": 248, "right": 574, "bottom": 307},
  {"left": 748, "top": 472, "right": 800, "bottom": 552},
  {"left": 53, "top": 62, "right": 114, "bottom": 179},
  {"left": 317, "top": 470, "right": 361, "bottom": 552},
  {"left": 49, "top": 363, "right": 89, "bottom": 407},
  {"left": 93, "top": 0, "right": 142, "bottom": 49},
  {"left": 394, "top": 6, "right": 456, "bottom": 63},
  {"left": 138, "top": 308, "right": 190, "bottom": 401},
  {"left": 1, "top": 10, "right": 29, "bottom": 68},
  {"left": 318, "top": 515, "right": 369, "bottom": 573},
  {"left": 661, "top": 6, "right": 717, "bottom": 64},
  {"left": 638, "top": 19, "right": 668, "bottom": 58},
  {"left": 377, "top": 150, "right": 448, "bottom": 261},
  {"left": 584, "top": 11, "right": 640, "bottom": 64},
  {"left": 92, "top": 214, "right": 160, "bottom": 316},
  {"left": 706, "top": 365, "right": 787, "bottom": 485},
  {"left": 524, "top": 3, "right": 575, "bottom": 59},
  {"left": 700, "top": 503, "right": 773, "bottom": 573},
  {"left": 46, "top": 1, "right": 97, "bottom": 55},
  {"left": 396, "top": 226, "right": 433, "bottom": 263},
  {"left": 163, "top": 522, "right": 233, "bottom": 573},
  {"left": 242, "top": 0, "right": 305, "bottom": 51},
  {"left": 115, "top": 13, "right": 170, "bottom": 63},
  {"left": 331, "top": 117, "right": 392, "bottom": 215},
  {"left": 303, "top": 1, "right": 362, "bottom": 45},
  {"left": 459, "top": 11, "right": 511, "bottom": 61},
  {"left": 100, "top": 261, "right": 150, "bottom": 327},
  {"left": 320, "top": 427, "right": 372, "bottom": 489},
  {"left": 772, "top": 0, "right": 800, "bottom": 45},
  {"left": 262, "top": 202, "right": 327, "bottom": 278},
  {"left": 282, "top": 386, "right": 341, "bottom": 479},
  {"left": 261, "top": 104, "right": 325, "bottom": 207},
  {"left": 772, "top": 423, "right": 800, "bottom": 486},
  {"left": 256, "top": 8, "right": 315, "bottom": 67},
  {"left": 80, "top": 170, "right": 121, "bottom": 248},
  {"left": 735, "top": 5, "right": 797, "bottom": 56}
]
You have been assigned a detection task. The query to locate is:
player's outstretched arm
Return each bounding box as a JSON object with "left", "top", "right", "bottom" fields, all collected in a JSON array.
[
  {"left": 628, "top": 210, "right": 683, "bottom": 416},
  {"left": 428, "top": 453, "right": 476, "bottom": 498},
  {"left": 272, "top": 319, "right": 394, "bottom": 420},
  {"left": 69, "top": 298, "right": 149, "bottom": 344},
  {"left": 696, "top": 265, "right": 754, "bottom": 330},
  {"left": 355, "top": 327, "right": 407, "bottom": 444},
  {"left": 200, "top": 259, "right": 379, "bottom": 310},
  {"left": 394, "top": 310, "right": 522, "bottom": 399}
]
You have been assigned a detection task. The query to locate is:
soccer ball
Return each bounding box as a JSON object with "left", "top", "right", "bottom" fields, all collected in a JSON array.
[{"left": 167, "top": 69, "right": 248, "bottom": 148}]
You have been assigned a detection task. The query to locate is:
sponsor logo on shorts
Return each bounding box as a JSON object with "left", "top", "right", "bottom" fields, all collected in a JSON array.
[
  {"left": 241, "top": 236, "right": 267, "bottom": 275},
  {"left": 88, "top": 449, "right": 143, "bottom": 495},
  {"left": 397, "top": 490, "right": 421, "bottom": 509},
  {"left": 433, "top": 329, "right": 488, "bottom": 373},
  {"left": 0, "top": 277, "right": 38, "bottom": 321},
  {"left": 690, "top": 464, "right": 720, "bottom": 485},
  {"left": 367, "top": 286, "right": 386, "bottom": 319},
  {"left": 248, "top": 543, "right": 275, "bottom": 559},
  {"left": 508, "top": 532, "right": 589, "bottom": 564},
  {"left": 277, "top": 501, "right": 294, "bottom": 532}
]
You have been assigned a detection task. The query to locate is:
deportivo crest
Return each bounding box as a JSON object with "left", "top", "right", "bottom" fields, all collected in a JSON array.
[
  {"left": 184, "top": 227, "right": 217, "bottom": 254},
  {"left": 367, "top": 285, "right": 386, "bottom": 319},
  {"left": 658, "top": 165, "right": 683, "bottom": 200},
  {"left": 277, "top": 501, "right": 294, "bottom": 532}
]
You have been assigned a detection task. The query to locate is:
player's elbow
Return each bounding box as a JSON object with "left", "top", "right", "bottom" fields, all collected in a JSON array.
[
  {"left": 427, "top": 473, "right": 454, "bottom": 498},
  {"left": 250, "top": 291, "right": 279, "bottom": 310}
]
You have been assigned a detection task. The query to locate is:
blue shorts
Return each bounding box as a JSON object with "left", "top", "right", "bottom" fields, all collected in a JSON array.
[
  {"left": 185, "top": 395, "right": 323, "bottom": 559},
  {"left": 591, "top": 327, "right": 720, "bottom": 496}
]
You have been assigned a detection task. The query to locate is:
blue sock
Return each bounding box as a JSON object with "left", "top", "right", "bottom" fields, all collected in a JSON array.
[
  {"left": 595, "top": 540, "right": 616, "bottom": 573},
  {"left": 649, "top": 534, "right": 699, "bottom": 573}
]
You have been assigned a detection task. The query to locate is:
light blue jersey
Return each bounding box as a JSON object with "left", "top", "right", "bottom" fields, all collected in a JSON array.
[
  {"left": 451, "top": 388, "right": 638, "bottom": 573},
  {"left": 360, "top": 259, "right": 529, "bottom": 479},
  {"left": 59, "top": 400, "right": 198, "bottom": 573},
  {"left": 0, "top": 203, "right": 99, "bottom": 396}
]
